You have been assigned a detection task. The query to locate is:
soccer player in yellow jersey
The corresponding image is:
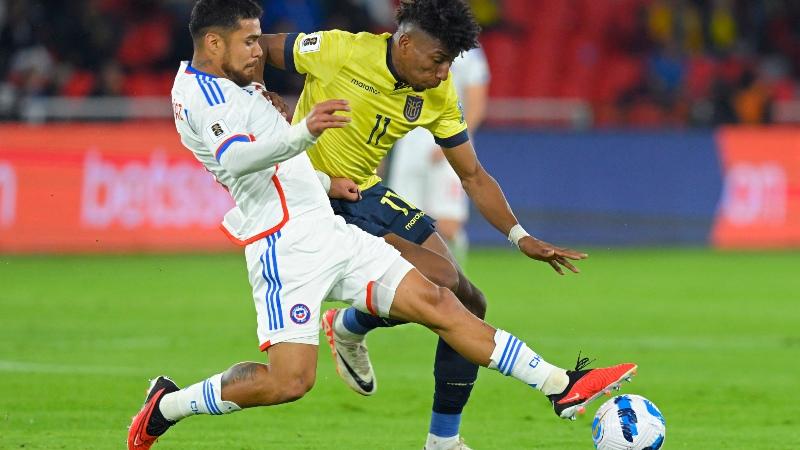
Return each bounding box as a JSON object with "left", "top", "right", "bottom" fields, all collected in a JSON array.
[{"left": 256, "top": 1, "right": 593, "bottom": 449}]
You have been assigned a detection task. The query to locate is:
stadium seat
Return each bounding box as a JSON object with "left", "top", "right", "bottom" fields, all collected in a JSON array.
[
  {"left": 593, "top": 56, "right": 645, "bottom": 103},
  {"left": 60, "top": 70, "right": 96, "bottom": 98},
  {"left": 558, "top": 34, "right": 602, "bottom": 98},
  {"left": 116, "top": 17, "right": 172, "bottom": 68},
  {"left": 773, "top": 77, "right": 798, "bottom": 101},
  {"left": 626, "top": 100, "right": 668, "bottom": 127},
  {"left": 123, "top": 72, "right": 169, "bottom": 97},
  {"left": 480, "top": 32, "right": 519, "bottom": 98},
  {"left": 685, "top": 57, "right": 718, "bottom": 100},
  {"left": 577, "top": 0, "right": 615, "bottom": 38}
]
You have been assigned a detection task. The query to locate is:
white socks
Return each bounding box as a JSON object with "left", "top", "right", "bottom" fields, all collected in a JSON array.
[
  {"left": 159, "top": 373, "right": 241, "bottom": 422},
  {"left": 489, "top": 329, "right": 568, "bottom": 395},
  {"left": 425, "top": 433, "right": 460, "bottom": 450}
]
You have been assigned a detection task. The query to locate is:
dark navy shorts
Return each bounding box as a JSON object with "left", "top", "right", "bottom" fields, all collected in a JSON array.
[{"left": 329, "top": 182, "right": 437, "bottom": 245}]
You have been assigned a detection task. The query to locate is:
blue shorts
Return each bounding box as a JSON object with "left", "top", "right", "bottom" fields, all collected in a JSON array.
[{"left": 329, "top": 183, "right": 437, "bottom": 245}]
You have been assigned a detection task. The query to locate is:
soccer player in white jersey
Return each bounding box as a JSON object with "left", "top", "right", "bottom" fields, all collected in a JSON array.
[
  {"left": 126, "top": 2, "right": 638, "bottom": 449},
  {"left": 388, "top": 47, "right": 490, "bottom": 264}
]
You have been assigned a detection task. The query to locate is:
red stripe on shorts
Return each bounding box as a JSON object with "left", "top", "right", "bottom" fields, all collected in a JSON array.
[{"left": 365, "top": 281, "right": 377, "bottom": 316}]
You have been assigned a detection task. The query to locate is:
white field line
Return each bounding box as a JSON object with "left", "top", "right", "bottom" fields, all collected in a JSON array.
[{"left": 0, "top": 360, "right": 147, "bottom": 376}]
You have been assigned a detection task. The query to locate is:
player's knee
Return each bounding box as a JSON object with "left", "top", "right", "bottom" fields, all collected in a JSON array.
[
  {"left": 265, "top": 363, "right": 317, "bottom": 404},
  {"left": 457, "top": 278, "right": 487, "bottom": 319},
  {"left": 429, "top": 258, "right": 459, "bottom": 293},
  {"left": 278, "top": 374, "right": 316, "bottom": 403},
  {"left": 423, "top": 286, "right": 463, "bottom": 330},
  {"left": 467, "top": 286, "right": 487, "bottom": 318}
]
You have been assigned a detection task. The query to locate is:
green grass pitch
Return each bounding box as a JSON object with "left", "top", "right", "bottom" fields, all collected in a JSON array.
[{"left": 0, "top": 248, "right": 797, "bottom": 449}]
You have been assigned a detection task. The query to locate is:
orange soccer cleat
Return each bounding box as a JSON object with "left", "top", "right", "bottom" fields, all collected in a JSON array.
[
  {"left": 127, "top": 376, "right": 179, "bottom": 450},
  {"left": 548, "top": 356, "right": 637, "bottom": 420}
]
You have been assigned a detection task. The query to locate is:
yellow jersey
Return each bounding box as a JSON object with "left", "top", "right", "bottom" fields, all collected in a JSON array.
[{"left": 286, "top": 30, "right": 469, "bottom": 190}]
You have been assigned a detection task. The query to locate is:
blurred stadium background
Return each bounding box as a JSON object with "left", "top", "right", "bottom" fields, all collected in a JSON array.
[
  {"left": 0, "top": 1, "right": 798, "bottom": 449},
  {"left": 1, "top": 0, "right": 798, "bottom": 251}
]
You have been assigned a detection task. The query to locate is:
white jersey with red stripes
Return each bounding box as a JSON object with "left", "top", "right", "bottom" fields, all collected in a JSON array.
[{"left": 171, "top": 61, "right": 332, "bottom": 244}]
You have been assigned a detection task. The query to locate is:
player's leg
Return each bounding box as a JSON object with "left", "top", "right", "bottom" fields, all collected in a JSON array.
[
  {"left": 219, "top": 342, "right": 318, "bottom": 407},
  {"left": 337, "top": 225, "right": 637, "bottom": 422},
  {"left": 326, "top": 185, "right": 481, "bottom": 449},
  {"left": 160, "top": 341, "right": 318, "bottom": 413},
  {"left": 420, "top": 231, "right": 485, "bottom": 316},
  {"left": 321, "top": 233, "right": 461, "bottom": 397},
  {"left": 127, "top": 342, "right": 318, "bottom": 450},
  {"left": 431, "top": 218, "right": 467, "bottom": 261},
  {"left": 323, "top": 188, "right": 459, "bottom": 396},
  {"left": 403, "top": 231, "right": 482, "bottom": 450},
  {"left": 382, "top": 262, "right": 638, "bottom": 421},
  {"left": 128, "top": 228, "right": 334, "bottom": 449}
]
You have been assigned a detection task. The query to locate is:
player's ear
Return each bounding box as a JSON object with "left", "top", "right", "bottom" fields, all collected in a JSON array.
[
  {"left": 397, "top": 33, "right": 411, "bottom": 55},
  {"left": 205, "top": 31, "right": 224, "bottom": 55}
]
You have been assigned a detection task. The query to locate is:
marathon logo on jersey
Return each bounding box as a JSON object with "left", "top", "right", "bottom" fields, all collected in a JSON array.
[
  {"left": 404, "top": 95, "right": 424, "bottom": 122},
  {"left": 299, "top": 33, "right": 321, "bottom": 54},
  {"left": 206, "top": 119, "right": 231, "bottom": 144},
  {"left": 289, "top": 304, "right": 311, "bottom": 324}
]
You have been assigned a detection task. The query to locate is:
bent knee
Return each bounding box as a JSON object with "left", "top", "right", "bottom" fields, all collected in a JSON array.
[
  {"left": 428, "top": 259, "right": 459, "bottom": 293},
  {"left": 458, "top": 280, "right": 487, "bottom": 319},
  {"left": 468, "top": 288, "right": 487, "bottom": 318},
  {"left": 420, "top": 286, "right": 463, "bottom": 330},
  {"left": 278, "top": 375, "right": 316, "bottom": 403}
]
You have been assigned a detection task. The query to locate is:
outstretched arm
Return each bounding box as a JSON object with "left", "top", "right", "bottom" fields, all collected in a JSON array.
[{"left": 443, "top": 141, "right": 587, "bottom": 274}]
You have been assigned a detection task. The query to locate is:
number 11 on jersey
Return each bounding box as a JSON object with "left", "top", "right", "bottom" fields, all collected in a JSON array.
[{"left": 367, "top": 114, "right": 391, "bottom": 146}]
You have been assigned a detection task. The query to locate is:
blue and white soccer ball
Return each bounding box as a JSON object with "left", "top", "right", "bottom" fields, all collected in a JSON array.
[{"left": 591, "top": 394, "right": 666, "bottom": 450}]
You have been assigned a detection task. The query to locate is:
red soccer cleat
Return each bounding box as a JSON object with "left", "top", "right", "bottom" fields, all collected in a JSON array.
[
  {"left": 127, "top": 376, "right": 179, "bottom": 449},
  {"left": 548, "top": 356, "right": 637, "bottom": 420}
]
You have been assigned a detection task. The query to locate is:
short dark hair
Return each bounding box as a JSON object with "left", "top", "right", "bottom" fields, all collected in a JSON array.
[
  {"left": 189, "top": 0, "right": 263, "bottom": 41},
  {"left": 396, "top": 0, "right": 481, "bottom": 55}
]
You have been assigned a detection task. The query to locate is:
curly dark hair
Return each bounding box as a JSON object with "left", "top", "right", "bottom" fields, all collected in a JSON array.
[
  {"left": 396, "top": 0, "right": 481, "bottom": 55},
  {"left": 189, "top": 0, "right": 263, "bottom": 41}
]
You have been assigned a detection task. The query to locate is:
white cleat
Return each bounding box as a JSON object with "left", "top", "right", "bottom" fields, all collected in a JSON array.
[
  {"left": 423, "top": 437, "right": 473, "bottom": 450},
  {"left": 321, "top": 308, "right": 376, "bottom": 396}
]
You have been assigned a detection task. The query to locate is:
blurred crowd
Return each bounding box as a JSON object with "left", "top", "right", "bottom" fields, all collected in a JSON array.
[
  {"left": 478, "top": 0, "right": 800, "bottom": 126},
  {"left": 608, "top": 0, "right": 799, "bottom": 126},
  {"left": 1, "top": 0, "right": 798, "bottom": 126},
  {"left": 0, "top": 0, "right": 396, "bottom": 119}
]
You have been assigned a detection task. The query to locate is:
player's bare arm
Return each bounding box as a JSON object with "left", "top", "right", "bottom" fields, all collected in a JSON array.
[
  {"left": 442, "top": 140, "right": 587, "bottom": 274},
  {"left": 256, "top": 33, "right": 289, "bottom": 72}
]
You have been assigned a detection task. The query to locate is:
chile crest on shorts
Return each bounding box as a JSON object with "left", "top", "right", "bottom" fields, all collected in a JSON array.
[
  {"left": 404, "top": 95, "right": 424, "bottom": 122},
  {"left": 290, "top": 304, "right": 311, "bottom": 324}
]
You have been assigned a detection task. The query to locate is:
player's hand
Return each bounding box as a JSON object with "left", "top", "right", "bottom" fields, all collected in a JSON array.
[
  {"left": 305, "top": 99, "right": 351, "bottom": 137},
  {"left": 329, "top": 177, "right": 361, "bottom": 202},
  {"left": 518, "top": 236, "right": 588, "bottom": 275},
  {"left": 262, "top": 90, "right": 290, "bottom": 119}
]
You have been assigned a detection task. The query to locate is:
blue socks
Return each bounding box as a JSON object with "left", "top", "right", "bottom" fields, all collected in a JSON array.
[
  {"left": 341, "top": 307, "right": 403, "bottom": 334},
  {"left": 429, "top": 411, "right": 461, "bottom": 438},
  {"left": 341, "top": 307, "right": 372, "bottom": 335},
  {"left": 341, "top": 307, "right": 478, "bottom": 443}
]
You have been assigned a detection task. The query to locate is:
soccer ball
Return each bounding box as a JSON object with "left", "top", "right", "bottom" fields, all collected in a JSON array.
[{"left": 591, "top": 394, "right": 666, "bottom": 450}]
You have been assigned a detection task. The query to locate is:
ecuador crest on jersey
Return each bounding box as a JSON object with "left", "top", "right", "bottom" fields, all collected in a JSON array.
[{"left": 404, "top": 95, "right": 424, "bottom": 122}]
